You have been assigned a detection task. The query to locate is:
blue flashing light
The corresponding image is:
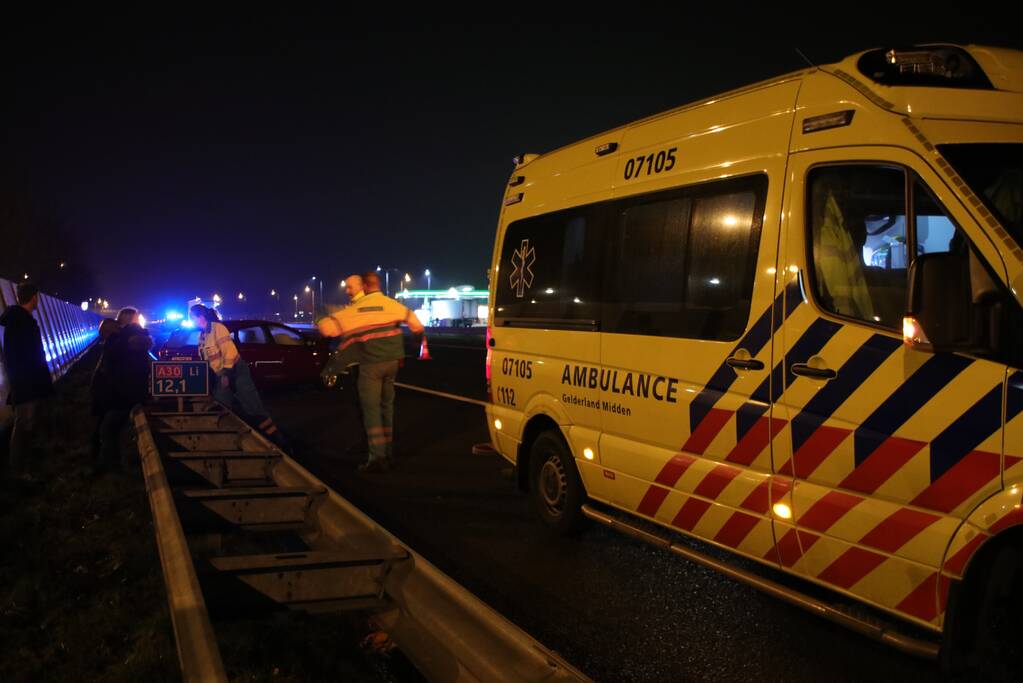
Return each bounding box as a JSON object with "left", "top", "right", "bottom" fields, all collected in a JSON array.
[
  {"left": 181, "top": 319, "right": 195, "bottom": 329},
  {"left": 167, "top": 310, "right": 183, "bottom": 321}
]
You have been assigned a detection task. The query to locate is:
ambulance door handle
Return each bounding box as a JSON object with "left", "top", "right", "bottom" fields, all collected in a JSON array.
[
  {"left": 726, "top": 356, "right": 764, "bottom": 371},
  {"left": 790, "top": 362, "right": 837, "bottom": 380}
]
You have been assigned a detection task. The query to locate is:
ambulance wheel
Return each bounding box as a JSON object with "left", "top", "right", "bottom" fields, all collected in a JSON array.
[
  {"left": 941, "top": 534, "right": 1023, "bottom": 680},
  {"left": 528, "top": 431, "right": 587, "bottom": 535}
]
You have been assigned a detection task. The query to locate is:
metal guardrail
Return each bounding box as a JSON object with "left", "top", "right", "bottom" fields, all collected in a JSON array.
[
  {"left": 134, "top": 399, "right": 592, "bottom": 683},
  {"left": 133, "top": 408, "right": 227, "bottom": 681}
]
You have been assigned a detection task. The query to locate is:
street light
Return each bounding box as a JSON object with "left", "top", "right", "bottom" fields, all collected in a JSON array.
[
  {"left": 237, "top": 292, "right": 244, "bottom": 300},
  {"left": 305, "top": 285, "right": 314, "bottom": 315},
  {"left": 311, "top": 276, "right": 323, "bottom": 307},
  {"left": 376, "top": 267, "right": 403, "bottom": 296},
  {"left": 270, "top": 289, "right": 279, "bottom": 319},
  {"left": 425, "top": 269, "right": 431, "bottom": 290},
  {"left": 293, "top": 294, "right": 299, "bottom": 318}
]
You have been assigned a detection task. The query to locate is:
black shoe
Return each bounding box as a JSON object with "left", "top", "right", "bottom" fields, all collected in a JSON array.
[{"left": 358, "top": 459, "right": 391, "bottom": 473}]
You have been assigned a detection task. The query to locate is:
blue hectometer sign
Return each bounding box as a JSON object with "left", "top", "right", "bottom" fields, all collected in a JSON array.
[{"left": 151, "top": 361, "right": 209, "bottom": 397}]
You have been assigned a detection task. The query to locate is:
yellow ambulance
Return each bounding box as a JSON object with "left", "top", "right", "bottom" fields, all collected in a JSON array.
[{"left": 485, "top": 45, "right": 1023, "bottom": 675}]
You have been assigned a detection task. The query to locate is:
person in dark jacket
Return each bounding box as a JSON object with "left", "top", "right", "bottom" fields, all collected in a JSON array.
[
  {"left": 88, "top": 318, "right": 121, "bottom": 467},
  {"left": 0, "top": 282, "right": 54, "bottom": 480},
  {"left": 95, "top": 308, "right": 152, "bottom": 473}
]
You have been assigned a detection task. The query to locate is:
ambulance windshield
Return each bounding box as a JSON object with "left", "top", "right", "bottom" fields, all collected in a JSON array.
[{"left": 939, "top": 144, "right": 1023, "bottom": 250}]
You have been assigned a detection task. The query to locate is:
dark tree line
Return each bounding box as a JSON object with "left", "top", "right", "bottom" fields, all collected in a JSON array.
[{"left": 0, "top": 170, "right": 96, "bottom": 303}]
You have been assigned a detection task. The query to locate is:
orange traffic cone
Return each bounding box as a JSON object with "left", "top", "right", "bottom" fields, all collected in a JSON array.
[{"left": 419, "top": 335, "right": 432, "bottom": 360}]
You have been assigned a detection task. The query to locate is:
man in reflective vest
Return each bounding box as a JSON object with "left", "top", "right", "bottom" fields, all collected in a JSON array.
[{"left": 326, "top": 271, "right": 424, "bottom": 472}]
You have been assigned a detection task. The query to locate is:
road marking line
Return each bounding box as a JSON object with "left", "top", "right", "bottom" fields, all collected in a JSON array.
[{"left": 394, "top": 382, "right": 489, "bottom": 407}]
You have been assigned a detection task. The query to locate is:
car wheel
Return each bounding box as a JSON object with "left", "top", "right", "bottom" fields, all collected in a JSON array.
[{"left": 528, "top": 430, "right": 587, "bottom": 535}]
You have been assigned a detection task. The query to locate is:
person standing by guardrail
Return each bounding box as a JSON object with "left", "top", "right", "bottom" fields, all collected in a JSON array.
[
  {"left": 189, "top": 304, "right": 286, "bottom": 449},
  {"left": 321, "top": 271, "right": 424, "bottom": 473},
  {"left": 95, "top": 308, "right": 152, "bottom": 474},
  {"left": 88, "top": 317, "right": 122, "bottom": 472},
  {"left": 0, "top": 282, "right": 54, "bottom": 482}
]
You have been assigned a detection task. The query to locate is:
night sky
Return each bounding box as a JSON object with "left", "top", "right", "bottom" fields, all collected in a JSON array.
[{"left": 5, "top": 17, "right": 1021, "bottom": 314}]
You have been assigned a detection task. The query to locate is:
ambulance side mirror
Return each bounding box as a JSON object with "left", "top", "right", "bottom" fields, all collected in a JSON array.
[{"left": 906, "top": 251, "right": 1000, "bottom": 356}]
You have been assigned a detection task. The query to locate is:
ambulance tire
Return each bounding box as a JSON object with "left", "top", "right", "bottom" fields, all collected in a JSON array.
[
  {"left": 529, "top": 431, "right": 588, "bottom": 536},
  {"left": 941, "top": 534, "right": 1023, "bottom": 681}
]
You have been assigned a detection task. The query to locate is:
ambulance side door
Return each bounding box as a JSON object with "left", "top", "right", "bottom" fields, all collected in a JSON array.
[{"left": 776, "top": 147, "right": 1010, "bottom": 628}]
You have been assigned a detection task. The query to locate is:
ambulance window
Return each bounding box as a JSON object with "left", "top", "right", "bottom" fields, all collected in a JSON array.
[
  {"left": 494, "top": 207, "right": 604, "bottom": 322},
  {"left": 1009, "top": 300, "right": 1023, "bottom": 369},
  {"left": 687, "top": 189, "right": 760, "bottom": 332},
  {"left": 938, "top": 144, "right": 1023, "bottom": 248},
  {"left": 911, "top": 180, "right": 1019, "bottom": 365},
  {"left": 808, "top": 166, "right": 907, "bottom": 329},
  {"left": 604, "top": 174, "right": 765, "bottom": 340},
  {"left": 914, "top": 180, "right": 958, "bottom": 256}
]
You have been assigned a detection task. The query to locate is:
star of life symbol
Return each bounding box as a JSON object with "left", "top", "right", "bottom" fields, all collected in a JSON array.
[{"left": 510, "top": 239, "right": 536, "bottom": 298}]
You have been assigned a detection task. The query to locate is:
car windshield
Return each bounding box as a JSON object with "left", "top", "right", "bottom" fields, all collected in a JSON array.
[
  {"left": 164, "top": 329, "right": 200, "bottom": 347},
  {"left": 938, "top": 143, "right": 1023, "bottom": 249}
]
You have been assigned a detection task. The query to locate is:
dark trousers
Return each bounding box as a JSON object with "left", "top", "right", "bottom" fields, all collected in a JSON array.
[
  {"left": 358, "top": 360, "right": 399, "bottom": 464},
  {"left": 8, "top": 400, "right": 41, "bottom": 474},
  {"left": 98, "top": 408, "right": 131, "bottom": 470}
]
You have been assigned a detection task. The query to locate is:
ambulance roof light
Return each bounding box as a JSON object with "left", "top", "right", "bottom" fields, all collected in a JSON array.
[{"left": 856, "top": 46, "right": 993, "bottom": 89}]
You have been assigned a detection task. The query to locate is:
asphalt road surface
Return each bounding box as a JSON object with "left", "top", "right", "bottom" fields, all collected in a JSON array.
[{"left": 260, "top": 332, "right": 941, "bottom": 683}]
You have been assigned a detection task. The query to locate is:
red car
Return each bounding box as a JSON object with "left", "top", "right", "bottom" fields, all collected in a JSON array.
[{"left": 157, "top": 320, "right": 330, "bottom": 387}]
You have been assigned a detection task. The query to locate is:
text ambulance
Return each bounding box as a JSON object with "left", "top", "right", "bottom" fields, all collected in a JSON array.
[{"left": 485, "top": 45, "right": 1023, "bottom": 676}]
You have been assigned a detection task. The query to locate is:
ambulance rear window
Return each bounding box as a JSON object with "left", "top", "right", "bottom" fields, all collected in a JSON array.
[
  {"left": 938, "top": 144, "right": 1023, "bottom": 249},
  {"left": 494, "top": 206, "right": 605, "bottom": 323}
]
